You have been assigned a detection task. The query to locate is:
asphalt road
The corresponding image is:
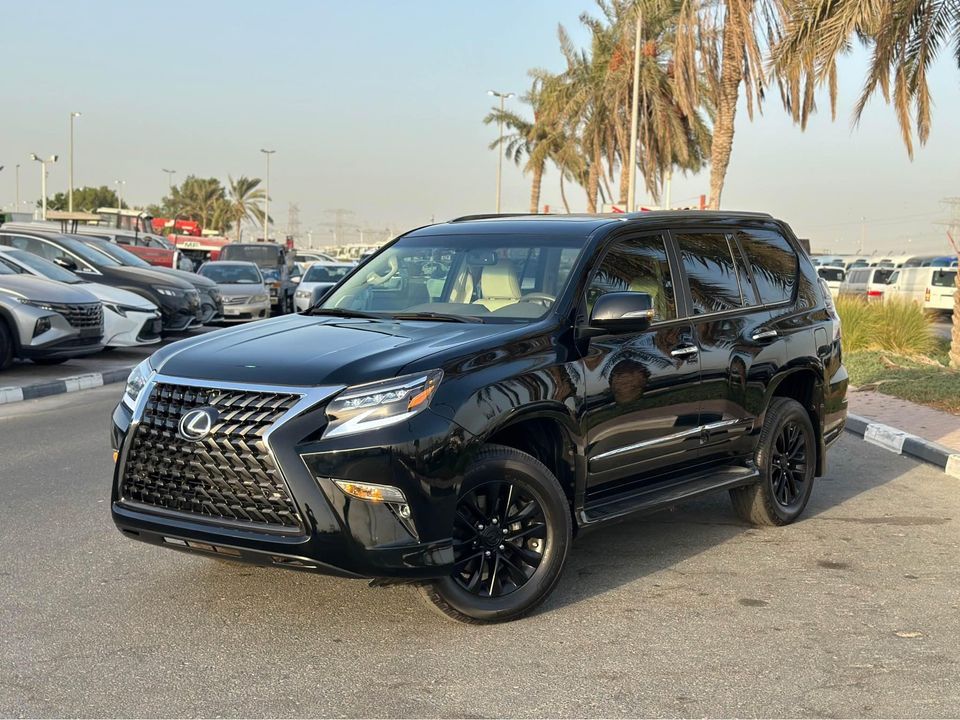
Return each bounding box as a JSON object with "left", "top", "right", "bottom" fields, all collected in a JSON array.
[{"left": 1, "top": 387, "right": 958, "bottom": 718}]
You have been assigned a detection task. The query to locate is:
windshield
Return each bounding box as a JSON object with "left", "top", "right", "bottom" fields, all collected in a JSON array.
[
  {"left": 304, "top": 264, "right": 352, "bottom": 284},
  {"left": 319, "top": 235, "right": 583, "bottom": 321},
  {"left": 2, "top": 249, "right": 81, "bottom": 283},
  {"left": 872, "top": 269, "right": 894, "bottom": 284},
  {"left": 0, "top": 260, "right": 16, "bottom": 275},
  {"left": 57, "top": 236, "right": 122, "bottom": 267},
  {"left": 74, "top": 236, "right": 150, "bottom": 267},
  {"left": 932, "top": 270, "right": 957, "bottom": 287},
  {"left": 221, "top": 245, "right": 282, "bottom": 268},
  {"left": 817, "top": 268, "right": 844, "bottom": 282},
  {"left": 199, "top": 263, "right": 262, "bottom": 284}
]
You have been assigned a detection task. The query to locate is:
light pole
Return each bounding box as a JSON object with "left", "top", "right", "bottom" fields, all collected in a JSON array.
[
  {"left": 15, "top": 164, "right": 20, "bottom": 212},
  {"left": 487, "top": 90, "right": 514, "bottom": 213},
  {"left": 626, "top": 5, "right": 643, "bottom": 212},
  {"left": 114, "top": 179, "right": 126, "bottom": 211},
  {"left": 69, "top": 111, "right": 81, "bottom": 212},
  {"left": 30, "top": 153, "right": 58, "bottom": 221},
  {"left": 260, "top": 148, "right": 275, "bottom": 241},
  {"left": 162, "top": 168, "right": 176, "bottom": 190}
]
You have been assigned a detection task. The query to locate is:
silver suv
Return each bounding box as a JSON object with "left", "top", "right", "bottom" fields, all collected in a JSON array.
[{"left": 0, "top": 264, "right": 104, "bottom": 369}]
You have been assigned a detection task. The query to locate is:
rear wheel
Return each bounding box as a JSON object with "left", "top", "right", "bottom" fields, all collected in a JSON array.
[
  {"left": 418, "top": 444, "right": 571, "bottom": 624},
  {"left": 0, "top": 320, "right": 13, "bottom": 370},
  {"left": 730, "top": 397, "right": 816, "bottom": 526}
]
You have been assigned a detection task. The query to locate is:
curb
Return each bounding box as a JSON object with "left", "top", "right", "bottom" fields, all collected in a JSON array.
[
  {"left": 845, "top": 413, "right": 960, "bottom": 479},
  {"left": 0, "top": 366, "right": 132, "bottom": 405}
]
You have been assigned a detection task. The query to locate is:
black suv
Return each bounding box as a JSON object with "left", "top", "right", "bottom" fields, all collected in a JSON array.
[{"left": 110, "top": 212, "right": 848, "bottom": 623}]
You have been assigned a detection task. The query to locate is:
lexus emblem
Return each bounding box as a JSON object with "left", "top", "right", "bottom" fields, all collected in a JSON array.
[{"left": 178, "top": 407, "right": 219, "bottom": 442}]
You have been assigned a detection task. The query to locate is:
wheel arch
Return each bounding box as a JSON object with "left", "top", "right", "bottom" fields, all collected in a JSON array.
[
  {"left": 763, "top": 364, "right": 826, "bottom": 476},
  {"left": 0, "top": 305, "right": 23, "bottom": 353}
]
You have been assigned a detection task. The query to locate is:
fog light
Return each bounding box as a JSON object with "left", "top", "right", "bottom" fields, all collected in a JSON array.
[
  {"left": 33, "top": 317, "right": 51, "bottom": 338},
  {"left": 398, "top": 504, "right": 412, "bottom": 518},
  {"left": 334, "top": 480, "right": 406, "bottom": 504}
]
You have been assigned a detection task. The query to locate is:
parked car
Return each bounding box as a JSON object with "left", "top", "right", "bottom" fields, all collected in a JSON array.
[
  {"left": 72, "top": 236, "right": 223, "bottom": 324},
  {"left": 196, "top": 261, "right": 270, "bottom": 323},
  {"left": 111, "top": 211, "right": 847, "bottom": 623},
  {"left": 0, "top": 228, "right": 201, "bottom": 333},
  {"left": 815, "top": 266, "right": 845, "bottom": 298},
  {"left": 293, "top": 261, "right": 355, "bottom": 312},
  {"left": 294, "top": 251, "right": 340, "bottom": 266},
  {"left": 219, "top": 243, "right": 299, "bottom": 313},
  {"left": 886, "top": 266, "right": 957, "bottom": 313},
  {"left": 1, "top": 222, "right": 179, "bottom": 269},
  {"left": 0, "top": 264, "right": 103, "bottom": 368},
  {"left": 839, "top": 266, "right": 895, "bottom": 301},
  {"left": 0, "top": 248, "right": 161, "bottom": 348}
]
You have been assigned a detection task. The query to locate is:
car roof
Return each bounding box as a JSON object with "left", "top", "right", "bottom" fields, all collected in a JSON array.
[
  {"left": 410, "top": 211, "right": 777, "bottom": 239},
  {"left": 201, "top": 260, "right": 259, "bottom": 268}
]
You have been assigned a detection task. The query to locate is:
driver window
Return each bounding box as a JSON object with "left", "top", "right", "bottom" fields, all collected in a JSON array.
[{"left": 587, "top": 235, "right": 676, "bottom": 322}]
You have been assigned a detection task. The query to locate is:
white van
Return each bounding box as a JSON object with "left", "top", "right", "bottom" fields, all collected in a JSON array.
[
  {"left": 887, "top": 267, "right": 956, "bottom": 312},
  {"left": 816, "top": 266, "right": 845, "bottom": 298},
  {"left": 839, "top": 266, "right": 895, "bottom": 301}
]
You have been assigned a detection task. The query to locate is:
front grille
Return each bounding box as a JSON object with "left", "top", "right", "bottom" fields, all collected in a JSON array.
[
  {"left": 223, "top": 296, "right": 249, "bottom": 305},
  {"left": 49, "top": 302, "right": 103, "bottom": 331},
  {"left": 120, "top": 382, "right": 304, "bottom": 532}
]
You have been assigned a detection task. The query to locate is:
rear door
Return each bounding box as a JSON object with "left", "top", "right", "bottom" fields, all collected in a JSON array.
[
  {"left": 582, "top": 232, "right": 702, "bottom": 497},
  {"left": 673, "top": 230, "right": 774, "bottom": 462}
]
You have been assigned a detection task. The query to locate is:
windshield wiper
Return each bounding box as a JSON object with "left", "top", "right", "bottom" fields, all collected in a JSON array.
[
  {"left": 389, "top": 311, "right": 484, "bottom": 324},
  {"left": 307, "top": 307, "right": 382, "bottom": 319}
]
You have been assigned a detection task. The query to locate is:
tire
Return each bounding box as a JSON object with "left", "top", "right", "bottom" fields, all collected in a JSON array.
[
  {"left": 730, "top": 397, "right": 816, "bottom": 526},
  {"left": 31, "top": 357, "right": 68, "bottom": 365},
  {"left": 417, "top": 444, "right": 572, "bottom": 624},
  {"left": 0, "top": 320, "right": 13, "bottom": 370}
]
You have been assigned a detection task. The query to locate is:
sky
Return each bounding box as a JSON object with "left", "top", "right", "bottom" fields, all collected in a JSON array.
[{"left": 1, "top": 0, "right": 958, "bottom": 256}]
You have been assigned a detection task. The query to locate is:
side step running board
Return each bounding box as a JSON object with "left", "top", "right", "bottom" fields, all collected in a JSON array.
[{"left": 579, "top": 465, "right": 759, "bottom": 526}]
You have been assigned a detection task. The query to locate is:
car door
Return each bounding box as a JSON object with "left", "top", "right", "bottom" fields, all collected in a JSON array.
[
  {"left": 581, "top": 232, "right": 702, "bottom": 498},
  {"left": 673, "top": 230, "right": 777, "bottom": 464}
]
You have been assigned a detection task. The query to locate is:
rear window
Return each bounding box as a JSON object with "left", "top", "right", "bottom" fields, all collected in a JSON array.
[
  {"left": 817, "top": 267, "right": 844, "bottom": 282},
  {"left": 871, "top": 269, "right": 894, "bottom": 285},
  {"left": 221, "top": 245, "right": 282, "bottom": 268},
  {"left": 932, "top": 270, "right": 957, "bottom": 288},
  {"left": 736, "top": 229, "right": 797, "bottom": 305}
]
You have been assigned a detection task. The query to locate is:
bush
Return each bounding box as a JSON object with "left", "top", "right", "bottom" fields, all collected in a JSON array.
[{"left": 835, "top": 296, "right": 934, "bottom": 356}]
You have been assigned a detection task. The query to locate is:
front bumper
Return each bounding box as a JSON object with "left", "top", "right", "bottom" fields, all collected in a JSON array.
[
  {"left": 158, "top": 293, "right": 202, "bottom": 333},
  {"left": 110, "top": 375, "right": 471, "bottom": 579},
  {"left": 220, "top": 301, "right": 270, "bottom": 322},
  {"left": 103, "top": 309, "right": 162, "bottom": 348}
]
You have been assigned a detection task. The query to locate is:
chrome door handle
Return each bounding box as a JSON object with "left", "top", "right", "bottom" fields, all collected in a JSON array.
[
  {"left": 752, "top": 329, "right": 779, "bottom": 341},
  {"left": 670, "top": 345, "right": 699, "bottom": 358}
]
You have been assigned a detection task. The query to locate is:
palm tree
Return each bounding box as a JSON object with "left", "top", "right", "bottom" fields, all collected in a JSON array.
[
  {"left": 226, "top": 176, "right": 266, "bottom": 242},
  {"left": 775, "top": 1, "right": 960, "bottom": 367},
  {"left": 166, "top": 176, "right": 227, "bottom": 230}
]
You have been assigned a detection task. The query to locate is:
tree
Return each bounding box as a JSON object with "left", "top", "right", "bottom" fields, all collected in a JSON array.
[
  {"left": 46, "top": 186, "right": 124, "bottom": 213},
  {"left": 225, "top": 176, "right": 266, "bottom": 242},
  {"left": 160, "top": 176, "right": 226, "bottom": 230},
  {"left": 776, "top": 1, "right": 960, "bottom": 367}
]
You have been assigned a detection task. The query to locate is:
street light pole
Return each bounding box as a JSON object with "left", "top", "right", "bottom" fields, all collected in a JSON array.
[
  {"left": 15, "top": 164, "right": 20, "bottom": 212},
  {"left": 487, "top": 90, "right": 514, "bottom": 213},
  {"left": 162, "top": 168, "right": 176, "bottom": 190},
  {"left": 114, "top": 179, "right": 125, "bottom": 212},
  {"left": 260, "top": 149, "right": 275, "bottom": 241},
  {"left": 69, "top": 111, "right": 81, "bottom": 213},
  {"left": 626, "top": 4, "right": 643, "bottom": 212},
  {"left": 30, "top": 154, "right": 58, "bottom": 221}
]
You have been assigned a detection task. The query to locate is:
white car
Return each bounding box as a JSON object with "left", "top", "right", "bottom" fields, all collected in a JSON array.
[
  {"left": 815, "top": 266, "right": 845, "bottom": 298},
  {"left": 294, "top": 262, "right": 356, "bottom": 312},
  {"left": 839, "top": 266, "right": 895, "bottom": 302},
  {"left": 886, "top": 266, "right": 957, "bottom": 313},
  {"left": 0, "top": 247, "right": 161, "bottom": 347}
]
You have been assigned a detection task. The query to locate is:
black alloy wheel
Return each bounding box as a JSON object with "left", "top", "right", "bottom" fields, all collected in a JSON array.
[
  {"left": 451, "top": 480, "right": 547, "bottom": 598},
  {"left": 730, "top": 397, "right": 816, "bottom": 526},
  {"left": 418, "top": 444, "right": 571, "bottom": 623},
  {"left": 0, "top": 320, "right": 13, "bottom": 370}
]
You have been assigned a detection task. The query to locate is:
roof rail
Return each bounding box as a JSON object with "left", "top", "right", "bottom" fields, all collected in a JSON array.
[{"left": 448, "top": 213, "right": 538, "bottom": 223}]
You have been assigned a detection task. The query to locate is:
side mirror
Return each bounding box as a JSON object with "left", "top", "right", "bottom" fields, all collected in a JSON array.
[
  {"left": 54, "top": 257, "right": 78, "bottom": 272},
  {"left": 590, "top": 292, "right": 655, "bottom": 333}
]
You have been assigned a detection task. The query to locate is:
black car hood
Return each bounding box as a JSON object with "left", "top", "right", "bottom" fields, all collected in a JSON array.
[
  {"left": 150, "top": 313, "right": 519, "bottom": 387},
  {"left": 100, "top": 265, "right": 196, "bottom": 289},
  {"left": 155, "top": 268, "right": 217, "bottom": 288}
]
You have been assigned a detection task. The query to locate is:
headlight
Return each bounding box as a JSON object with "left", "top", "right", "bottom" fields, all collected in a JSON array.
[
  {"left": 295, "top": 289, "right": 311, "bottom": 298},
  {"left": 17, "top": 298, "right": 56, "bottom": 312},
  {"left": 104, "top": 303, "right": 151, "bottom": 317},
  {"left": 156, "top": 287, "right": 182, "bottom": 297},
  {"left": 122, "top": 359, "right": 153, "bottom": 411},
  {"left": 323, "top": 370, "right": 443, "bottom": 439},
  {"left": 251, "top": 294, "right": 269, "bottom": 303}
]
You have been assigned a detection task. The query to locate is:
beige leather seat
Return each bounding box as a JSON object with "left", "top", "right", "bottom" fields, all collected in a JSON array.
[
  {"left": 475, "top": 263, "right": 521, "bottom": 311},
  {"left": 448, "top": 271, "right": 474, "bottom": 304}
]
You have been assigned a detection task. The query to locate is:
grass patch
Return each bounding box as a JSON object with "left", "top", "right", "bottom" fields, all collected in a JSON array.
[
  {"left": 847, "top": 349, "right": 960, "bottom": 414},
  {"left": 835, "top": 296, "right": 934, "bottom": 355}
]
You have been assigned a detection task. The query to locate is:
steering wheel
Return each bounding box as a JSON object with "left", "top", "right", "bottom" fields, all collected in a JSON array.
[{"left": 522, "top": 292, "right": 556, "bottom": 308}]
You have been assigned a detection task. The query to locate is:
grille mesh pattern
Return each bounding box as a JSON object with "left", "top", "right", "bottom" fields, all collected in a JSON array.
[
  {"left": 49, "top": 302, "right": 103, "bottom": 331},
  {"left": 120, "top": 382, "right": 304, "bottom": 531}
]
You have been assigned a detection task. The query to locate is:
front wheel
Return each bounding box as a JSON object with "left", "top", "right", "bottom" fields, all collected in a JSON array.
[
  {"left": 730, "top": 397, "right": 816, "bottom": 526},
  {"left": 418, "top": 444, "right": 571, "bottom": 623}
]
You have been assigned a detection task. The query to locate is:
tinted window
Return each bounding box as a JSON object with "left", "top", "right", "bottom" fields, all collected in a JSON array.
[
  {"left": 872, "top": 269, "right": 893, "bottom": 285},
  {"left": 199, "top": 263, "right": 263, "bottom": 284},
  {"left": 221, "top": 245, "right": 283, "bottom": 268},
  {"left": 676, "top": 233, "right": 754, "bottom": 313},
  {"left": 817, "top": 267, "right": 845, "bottom": 282},
  {"left": 587, "top": 235, "right": 676, "bottom": 322},
  {"left": 1, "top": 248, "right": 82, "bottom": 283},
  {"left": 303, "top": 264, "right": 352, "bottom": 284},
  {"left": 0, "top": 258, "right": 17, "bottom": 275},
  {"left": 932, "top": 270, "right": 956, "bottom": 288},
  {"left": 736, "top": 229, "right": 797, "bottom": 304}
]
